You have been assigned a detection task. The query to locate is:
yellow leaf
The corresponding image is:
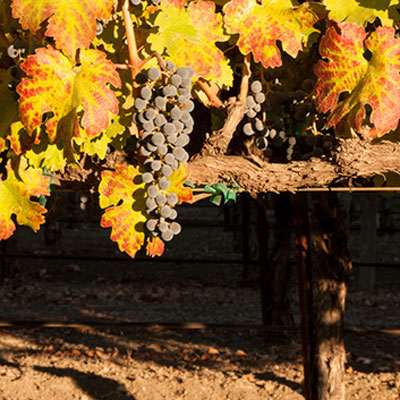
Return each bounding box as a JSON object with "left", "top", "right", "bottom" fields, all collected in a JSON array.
[
  {"left": 11, "top": 0, "right": 116, "bottom": 59},
  {"left": 0, "top": 159, "right": 49, "bottom": 240},
  {"left": 17, "top": 47, "right": 121, "bottom": 143}
]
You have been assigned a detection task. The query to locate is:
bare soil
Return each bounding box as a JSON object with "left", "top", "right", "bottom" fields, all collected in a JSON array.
[{"left": 0, "top": 195, "right": 399, "bottom": 400}]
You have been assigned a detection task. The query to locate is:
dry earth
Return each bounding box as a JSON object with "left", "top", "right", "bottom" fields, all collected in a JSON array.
[{"left": 0, "top": 194, "right": 399, "bottom": 400}]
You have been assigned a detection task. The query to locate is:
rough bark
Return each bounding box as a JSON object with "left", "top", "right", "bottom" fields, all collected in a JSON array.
[
  {"left": 189, "top": 139, "right": 400, "bottom": 194},
  {"left": 309, "top": 193, "right": 353, "bottom": 400},
  {"left": 53, "top": 139, "right": 400, "bottom": 194},
  {"left": 199, "top": 100, "right": 247, "bottom": 155}
]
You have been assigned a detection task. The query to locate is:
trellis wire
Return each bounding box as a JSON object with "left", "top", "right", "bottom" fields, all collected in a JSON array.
[{"left": 0, "top": 320, "right": 398, "bottom": 336}]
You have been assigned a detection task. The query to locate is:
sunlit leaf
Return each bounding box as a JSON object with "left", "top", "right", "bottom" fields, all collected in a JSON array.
[
  {"left": 25, "top": 139, "right": 67, "bottom": 171},
  {"left": 99, "top": 164, "right": 157, "bottom": 258},
  {"left": 146, "top": 236, "right": 165, "bottom": 257},
  {"left": 0, "top": 137, "right": 6, "bottom": 152},
  {"left": 148, "top": 0, "right": 233, "bottom": 87},
  {"left": 323, "top": 0, "right": 400, "bottom": 26},
  {"left": 11, "top": 0, "right": 115, "bottom": 59},
  {"left": 74, "top": 111, "right": 125, "bottom": 159},
  {"left": 17, "top": 47, "right": 121, "bottom": 143},
  {"left": 223, "top": 0, "right": 320, "bottom": 68},
  {"left": 166, "top": 163, "right": 193, "bottom": 203},
  {"left": 0, "top": 159, "right": 49, "bottom": 240},
  {"left": 314, "top": 23, "right": 400, "bottom": 136}
]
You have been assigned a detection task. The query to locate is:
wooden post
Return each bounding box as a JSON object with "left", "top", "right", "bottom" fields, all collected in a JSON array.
[
  {"left": 356, "top": 193, "right": 377, "bottom": 291},
  {"left": 293, "top": 193, "right": 315, "bottom": 400},
  {"left": 309, "top": 193, "right": 353, "bottom": 400}
]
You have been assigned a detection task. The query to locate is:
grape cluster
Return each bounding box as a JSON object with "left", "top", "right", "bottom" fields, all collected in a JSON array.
[
  {"left": 243, "top": 65, "right": 334, "bottom": 162},
  {"left": 133, "top": 63, "right": 195, "bottom": 242},
  {"left": 293, "top": 132, "right": 334, "bottom": 160},
  {"left": 130, "top": 0, "right": 161, "bottom": 6},
  {"left": 241, "top": 80, "right": 269, "bottom": 149},
  {"left": 241, "top": 80, "right": 296, "bottom": 160}
]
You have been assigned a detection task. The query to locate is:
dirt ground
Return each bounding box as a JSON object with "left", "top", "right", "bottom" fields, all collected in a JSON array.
[{"left": 0, "top": 195, "right": 399, "bottom": 400}]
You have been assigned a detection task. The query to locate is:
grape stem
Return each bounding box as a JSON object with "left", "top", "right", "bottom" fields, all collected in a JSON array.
[
  {"left": 196, "top": 79, "right": 224, "bottom": 109},
  {"left": 121, "top": 0, "right": 142, "bottom": 81},
  {"left": 238, "top": 54, "right": 251, "bottom": 105}
]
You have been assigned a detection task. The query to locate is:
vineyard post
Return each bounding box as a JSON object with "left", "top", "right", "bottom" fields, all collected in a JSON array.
[{"left": 309, "top": 193, "right": 353, "bottom": 400}]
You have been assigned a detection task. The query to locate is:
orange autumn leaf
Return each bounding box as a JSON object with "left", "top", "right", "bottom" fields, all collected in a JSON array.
[
  {"left": 223, "top": 0, "right": 320, "bottom": 68},
  {"left": 11, "top": 0, "right": 115, "bottom": 59},
  {"left": 314, "top": 24, "right": 400, "bottom": 136},
  {"left": 17, "top": 47, "right": 121, "bottom": 143}
]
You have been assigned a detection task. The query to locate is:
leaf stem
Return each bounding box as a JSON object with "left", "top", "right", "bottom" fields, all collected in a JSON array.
[
  {"left": 196, "top": 79, "right": 224, "bottom": 109},
  {"left": 121, "top": 0, "right": 141, "bottom": 81},
  {"left": 238, "top": 54, "right": 251, "bottom": 105}
]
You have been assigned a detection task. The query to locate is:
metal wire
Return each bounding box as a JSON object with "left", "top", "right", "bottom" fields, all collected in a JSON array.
[{"left": 0, "top": 320, "right": 398, "bottom": 336}]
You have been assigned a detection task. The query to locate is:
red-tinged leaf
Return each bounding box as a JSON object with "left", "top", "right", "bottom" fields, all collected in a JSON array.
[
  {"left": 8, "top": 121, "right": 33, "bottom": 156},
  {"left": 11, "top": 0, "right": 115, "bottom": 59},
  {"left": 99, "top": 164, "right": 166, "bottom": 258},
  {"left": 17, "top": 47, "right": 121, "bottom": 143},
  {"left": 223, "top": 0, "right": 320, "bottom": 68},
  {"left": 166, "top": 163, "right": 193, "bottom": 204},
  {"left": 314, "top": 24, "right": 400, "bottom": 136},
  {"left": 148, "top": 0, "right": 233, "bottom": 87},
  {"left": 161, "top": 0, "right": 186, "bottom": 8},
  {"left": 0, "top": 159, "right": 49, "bottom": 240},
  {"left": 146, "top": 236, "right": 165, "bottom": 257},
  {"left": 0, "top": 137, "right": 6, "bottom": 153}
]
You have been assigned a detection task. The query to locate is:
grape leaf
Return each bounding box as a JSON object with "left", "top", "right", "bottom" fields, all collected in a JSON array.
[
  {"left": 223, "top": 0, "right": 320, "bottom": 68},
  {"left": 314, "top": 24, "right": 400, "bottom": 136},
  {"left": 0, "top": 137, "right": 5, "bottom": 152},
  {"left": 323, "top": 0, "right": 400, "bottom": 26},
  {"left": 74, "top": 109, "right": 126, "bottom": 159},
  {"left": 99, "top": 164, "right": 148, "bottom": 258},
  {"left": 0, "top": 159, "right": 49, "bottom": 240},
  {"left": 17, "top": 47, "right": 121, "bottom": 143},
  {"left": 11, "top": 0, "right": 115, "bottom": 59},
  {"left": 8, "top": 121, "right": 31, "bottom": 156},
  {"left": 146, "top": 236, "right": 165, "bottom": 257},
  {"left": 25, "top": 139, "right": 67, "bottom": 171},
  {"left": 148, "top": 0, "right": 233, "bottom": 87},
  {"left": 166, "top": 164, "right": 193, "bottom": 204}
]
